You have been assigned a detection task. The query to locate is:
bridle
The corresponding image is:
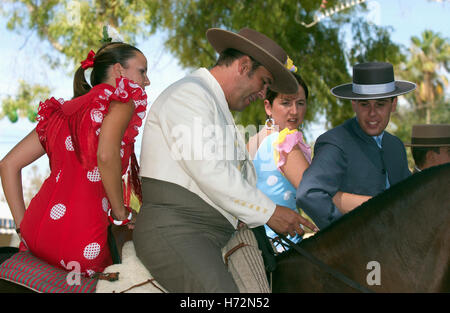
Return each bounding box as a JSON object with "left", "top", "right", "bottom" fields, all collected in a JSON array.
[{"left": 275, "top": 232, "right": 374, "bottom": 293}]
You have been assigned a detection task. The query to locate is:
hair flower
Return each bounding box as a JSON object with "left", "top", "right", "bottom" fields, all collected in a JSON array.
[
  {"left": 99, "top": 25, "right": 124, "bottom": 44},
  {"left": 285, "top": 56, "right": 298, "bottom": 73}
]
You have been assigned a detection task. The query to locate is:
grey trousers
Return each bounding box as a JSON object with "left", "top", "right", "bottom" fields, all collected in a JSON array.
[{"left": 133, "top": 178, "right": 239, "bottom": 293}]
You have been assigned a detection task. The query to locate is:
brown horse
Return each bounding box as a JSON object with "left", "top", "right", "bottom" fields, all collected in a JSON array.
[
  {"left": 1, "top": 164, "right": 449, "bottom": 293},
  {"left": 272, "top": 163, "right": 450, "bottom": 292}
]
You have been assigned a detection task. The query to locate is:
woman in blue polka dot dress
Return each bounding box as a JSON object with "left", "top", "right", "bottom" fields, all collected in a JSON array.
[
  {"left": 249, "top": 70, "right": 373, "bottom": 252},
  {"left": 248, "top": 71, "right": 311, "bottom": 251}
]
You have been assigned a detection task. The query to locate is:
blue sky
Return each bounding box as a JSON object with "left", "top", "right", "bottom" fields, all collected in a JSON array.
[
  {"left": 376, "top": 0, "right": 449, "bottom": 45},
  {"left": 0, "top": 0, "right": 449, "bottom": 216}
]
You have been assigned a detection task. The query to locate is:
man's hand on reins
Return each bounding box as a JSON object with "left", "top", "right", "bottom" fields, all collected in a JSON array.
[{"left": 267, "top": 205, "right": 319, "bottom": 237}]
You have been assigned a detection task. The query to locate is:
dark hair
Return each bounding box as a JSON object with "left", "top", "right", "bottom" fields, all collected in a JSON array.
[
  {"left": 73, "top": 42, "right": 142, "bottom": 98},
  {"left": 265, "top": 72, "right": 309, "bottom": 104},
  {"left": 412, "top": 146, "right": 441, "bottom": 168},
  {"left": 214, "top": 48, "right": 262, "bottom": 74}
]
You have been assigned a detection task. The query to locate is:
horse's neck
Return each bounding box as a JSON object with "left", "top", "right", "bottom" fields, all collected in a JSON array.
[
  {"left": 309, "top": 191, "right": 443, "bottom": 264},
  {"left": 301, "top": 166, "right": 450, "bottom": 291}
]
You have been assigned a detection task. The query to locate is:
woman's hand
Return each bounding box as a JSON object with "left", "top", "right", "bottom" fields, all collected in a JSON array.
[
  {"left": 126, "top": 209, "right": 138, "bottom": 230},
  {"left": 110, "top": 206, "right": 136, "bottom": 229}
]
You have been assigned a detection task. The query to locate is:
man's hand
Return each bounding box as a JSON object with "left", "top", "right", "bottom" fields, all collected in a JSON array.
[{"left": 267, "top": 205, "right": 319, "bottom": 237}]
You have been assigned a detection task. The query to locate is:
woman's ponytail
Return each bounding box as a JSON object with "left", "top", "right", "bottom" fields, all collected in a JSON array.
[{"left": 73, "top": 66, "right": 92, "bottom": 98}]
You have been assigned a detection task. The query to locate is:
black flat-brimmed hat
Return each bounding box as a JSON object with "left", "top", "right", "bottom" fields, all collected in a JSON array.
[
  {"left": 405, "top": 124, "right": 450, "bottom": 147},
  {"left": 331, "top": 62, "right": 416, "bottom": 100},
  {"left": 206, "top": 27, "right": 299, "bottom": 94}
]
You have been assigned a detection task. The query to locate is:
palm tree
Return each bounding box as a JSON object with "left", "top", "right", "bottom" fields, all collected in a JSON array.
[{"left": 398, "top": 30, "right": 449, "bottom": 124}]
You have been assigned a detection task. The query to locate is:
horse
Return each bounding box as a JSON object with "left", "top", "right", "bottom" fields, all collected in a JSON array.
[
  {"left": 1, "top": 163, "right": 449, "bottom": 292},
  {"left": 272, "top": 163, "right": 450, "bottom": 292}
]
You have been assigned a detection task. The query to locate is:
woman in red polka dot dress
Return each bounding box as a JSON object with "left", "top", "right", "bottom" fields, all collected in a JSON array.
[{"left": 0, "top": 42, "right": 149, "bottom": 276}]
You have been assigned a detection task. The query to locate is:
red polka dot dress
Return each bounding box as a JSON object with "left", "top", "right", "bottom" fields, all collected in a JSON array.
[{"left": 19, "top": 77, "right": 147, "bottom": 276}]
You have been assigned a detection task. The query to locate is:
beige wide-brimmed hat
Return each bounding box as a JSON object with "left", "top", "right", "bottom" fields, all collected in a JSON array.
[
  {"left": 206, "top": 27, "right": 298, "bottom": 94},
  {"left": 405, "top": 124, "right": 450, "bottom": 147}
]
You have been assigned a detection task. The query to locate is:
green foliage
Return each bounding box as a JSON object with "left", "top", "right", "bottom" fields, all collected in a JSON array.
[
  {"left": 391, "top": 30, "right": 449, "bottom": 168},
  {"left": 143, "top": 0, "right": 404, "bottom": 129},
  {"left": 395, "top": 30, "right": 449, "bottom": 124},
  {"left": 1, "top": 0, "right": 158, "bottom": 122},
  {"left": 348, "top": 19, "right": 405, "bottom": 65},
  {"left": 3, "top": 0, "right": 156, "bottom": 65},
  {"left": 0, "top": 80, "right": 50, "bottom": 123},
  {"left": 0, "top": 0, "right": 410, "bottom": 129}
]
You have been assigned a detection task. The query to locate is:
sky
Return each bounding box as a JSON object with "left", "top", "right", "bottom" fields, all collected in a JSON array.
[{"left": 0, "top": 0, "right": 449, "bottom": 219}]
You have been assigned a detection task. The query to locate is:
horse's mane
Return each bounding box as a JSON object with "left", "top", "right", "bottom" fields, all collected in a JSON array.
[{"left": 280, "top": 163, "right": 450, "bottom": 258}]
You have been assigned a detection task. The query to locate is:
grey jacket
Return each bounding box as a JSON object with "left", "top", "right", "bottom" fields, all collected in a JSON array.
[{"left": 296, "top": 117, "right": 411, "bottom": 229}]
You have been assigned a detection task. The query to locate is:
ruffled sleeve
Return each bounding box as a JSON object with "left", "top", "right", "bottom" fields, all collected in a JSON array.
[
  {"left": 118, "top": 79, "right": 147, "bottom": 145},
  {"left": 71, "top": 77, "right": 147, "bottom": 170},
  {"left": 35, "top": 97, "right": 65, "bottom": 150},
  {"left": 273, "top": 128, "right": 312, "bottom": 172},
  {"left": 90, "top": 77, "right": 147, "bottom": 145}
]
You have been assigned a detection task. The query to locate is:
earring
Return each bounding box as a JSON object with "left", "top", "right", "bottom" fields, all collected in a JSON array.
[
  {"left": 299, "top": 123, "right": 304, "bottom": 131},
  {"left": 265, "top": 117, "right": 275, "bottom": 130}
]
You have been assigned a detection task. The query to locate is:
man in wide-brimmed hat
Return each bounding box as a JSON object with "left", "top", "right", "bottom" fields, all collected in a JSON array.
[
  {"left": 135, "top": 27, "right": 317, "bottom": 292},
  {"left": 406, "top": 124, "right": 450, "bottom": 172},
  {"left": 297, "top": 62, "right": 416, "bottom": 229}
]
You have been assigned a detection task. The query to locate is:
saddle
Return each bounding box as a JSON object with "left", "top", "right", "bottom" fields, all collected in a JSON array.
[
  {"left": 99, "top": 227, "right": 274, "bottom": 293},
  {"left": 0, "top": 249, "right": 98, "bottom": 293},
  {"left": 98, "top": 226, "right": 274, "bottom": 293},
  {"left": 0, "top": 242, "right": 165, "bottom": 293},
  {"left": 0, "top": 226, "right": 273, "bottom": 293}
]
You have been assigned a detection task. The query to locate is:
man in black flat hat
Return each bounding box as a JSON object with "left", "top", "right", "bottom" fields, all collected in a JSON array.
[
  {"left": 297, "top": 62, "right": 416, "bottom": 229},
  {"left": 134, "top": 27, "right": 317, "bottom": 292},
  {"left": 406, "top": 124, "right": 450, "bottom": 172}
]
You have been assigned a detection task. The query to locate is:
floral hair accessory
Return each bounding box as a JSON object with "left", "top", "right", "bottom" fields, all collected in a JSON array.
[
  {"left": 100, "top": 26, "right": 112, "bottom": 44},
  {"left": 81, "top": 50, "right": 96, "bottom": 69},
  {"left": 100, "top": 25, "right": 124, "bottom": 44},
  {"left": 285, "top": 56, "right": 298, "bottom": 73}
]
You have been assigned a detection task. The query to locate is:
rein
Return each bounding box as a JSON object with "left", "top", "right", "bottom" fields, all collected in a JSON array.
[{"left": 276, "top": 233, "right": 374, "bottom": 293}]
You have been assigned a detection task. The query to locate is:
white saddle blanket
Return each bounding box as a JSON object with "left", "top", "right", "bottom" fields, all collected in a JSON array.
[
  {"left": 96, "top": 226, "right": 270, "bottom": 293},
  {"left": 95, "top": 241, "right": 167, "bottom": 293}
]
